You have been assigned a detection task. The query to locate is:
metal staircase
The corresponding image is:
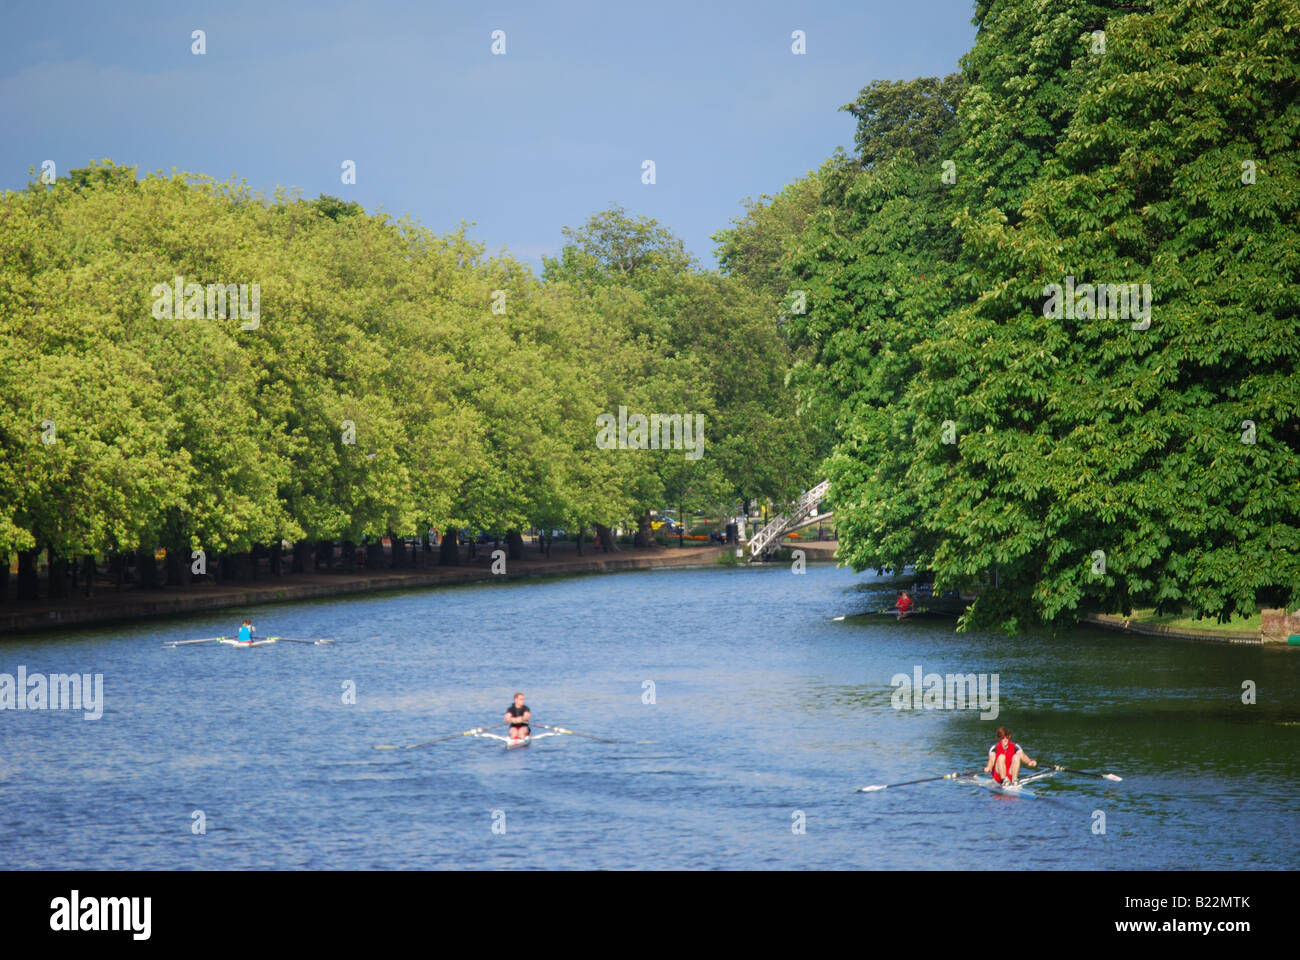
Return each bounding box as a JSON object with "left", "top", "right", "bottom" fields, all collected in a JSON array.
[{"left": 747, "top": 480, "right": 830, "bottom": 558}]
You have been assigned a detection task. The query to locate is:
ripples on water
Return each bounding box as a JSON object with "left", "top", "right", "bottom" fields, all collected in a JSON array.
[{"left": 1, "top": 564, "right": 1296, "bottom": 869}]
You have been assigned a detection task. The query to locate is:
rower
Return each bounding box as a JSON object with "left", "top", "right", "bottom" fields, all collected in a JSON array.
[
  {"left": 505, "top": 692, "right": 531, "bottom": 741},
  {"left": 985, "top": 727, "right": 1036, "bottom": 785},
  {"left": 896, "top": 591, "right": 913, "bottom": 620},
  {"left": 236, "top": 619, "right": 255, "bottom": 644}
]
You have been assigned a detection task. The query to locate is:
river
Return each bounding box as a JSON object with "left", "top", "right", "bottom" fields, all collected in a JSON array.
[{"left": 1, "top": 563, "right": 1296, "bottom": 869}]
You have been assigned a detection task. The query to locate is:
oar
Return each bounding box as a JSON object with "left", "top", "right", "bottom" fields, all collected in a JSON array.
[
  {"left": 374, "top": 723, "right": 509, "bottom": 751},
  {"left": 162, "top": 636, "right": 232, "bottom": 648},
  {"left": 532, "top": 722, "right": 628, "bottom": 744},
  {"left": 267, "top": 636, "right": 336, "bottom": 645},
  {"left": 1040, "top": 763, "right": 1122, "bottom": 781},
  {"left": 858, "top": 770, "right": 980, "bottom": 792}
]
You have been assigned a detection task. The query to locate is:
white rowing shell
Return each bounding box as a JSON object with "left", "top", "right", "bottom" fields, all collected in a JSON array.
[
  {"left": 472, "top": 731, "right": 562, "bottom": 749},
  {"left": 960, "top": 772, "right": 1053, "bottom": 797},
  {"left": 219, "top": 638, "right": 277, "bottom": 647}
]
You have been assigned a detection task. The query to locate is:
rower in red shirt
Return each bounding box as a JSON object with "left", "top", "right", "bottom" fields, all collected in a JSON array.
[
  {"left": 896, "top": 591, "right": 913, "bottom": 620},
  {"left": 985, "top": 727, "right": 1037, "bottom": 785}
]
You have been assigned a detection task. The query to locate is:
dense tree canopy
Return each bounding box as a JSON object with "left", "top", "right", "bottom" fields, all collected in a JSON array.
[
  {"left": 779, "top": 0, "right": 1300, "bottom": 629},
  {"left": 0, "top": 166, "right": 814, "bottom": 585}
]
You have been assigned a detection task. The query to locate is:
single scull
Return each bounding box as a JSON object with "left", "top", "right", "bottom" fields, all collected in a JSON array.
[
  {"left": 859, "top": 763, "right": 1121, "bottom": 795},
  {"left": 374, "top": 722, "right": 647, "bottom": 751},
  {"left": 955, "top": 770, "right": 1057, "bottom": 798},
  {"left": 163, "top": 635, "right": 335, "bottom": 649}
]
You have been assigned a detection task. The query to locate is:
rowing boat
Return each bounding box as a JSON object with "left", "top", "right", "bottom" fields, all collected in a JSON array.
[
  {"left": 374, "top": 721, "right": 644, "bottom": 751},
  {"left": 470, "top": 730, "right": 563, "bottom": 750},
  {"left": 861, "top": 606, "right": 962, "bottom": 621},
  {"left": 163, "top": 635, "right": 335, "bottom": 649},
  {"left": 956, "top": 770, "right": 1056, "bottom": 798},
  {"left": 859, "top": 763, "right": 1117, "bottom": 795}
]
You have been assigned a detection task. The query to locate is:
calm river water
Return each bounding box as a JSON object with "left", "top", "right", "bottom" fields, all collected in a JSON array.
[{"left": 1, "top": 563, "right": 1296, "bottom": 869}]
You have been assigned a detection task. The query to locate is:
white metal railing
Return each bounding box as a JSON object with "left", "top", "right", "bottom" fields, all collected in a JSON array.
[{"left": 748, "top": 480, "right": 830, "bottom": 557}]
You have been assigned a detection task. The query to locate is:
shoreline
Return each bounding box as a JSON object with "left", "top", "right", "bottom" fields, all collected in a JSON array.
[
  {"left": 1080, "top": 612, "right": 1275, "bottom": 645},
  {"left": 0, "top": 541, "right": 841, "bottom": 637},
  {"left": 11, "top": 539, "right": 1277, "bottom": 646}
]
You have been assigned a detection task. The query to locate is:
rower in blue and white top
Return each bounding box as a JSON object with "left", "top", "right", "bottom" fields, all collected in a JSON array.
[
  {"left": 236, "top": 619, "right": 255, "bottom": 645},
  {"left": 505, "top": 692, "right": 531, "bottom": 742}
]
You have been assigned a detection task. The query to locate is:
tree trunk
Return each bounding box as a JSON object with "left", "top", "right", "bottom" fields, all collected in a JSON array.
[
  {"left": 390, "top": 532, "right": 405, "bottom": 568},
  {"left": 270, "top": 541, "right": 282, "bottom": 576},
  {"left": 17, "top": 549, "right": 40, "bottom": 600},
  {"left": 318, "top": 539, "right": 334, "bottom": 572},
  {"left": 83, "top": 554, "right": 95, "bottom": 597},
  {"left": 136, "top": 551, "right": 159, "bottom": 589},
  {"left": 367, "top": 538, "right": 385, "bottom": 569},
  {"left": 342, "top": 540, "right": 356, "bottom": 573},
  {"left": 506, "top": 530, "right": 525, "bottom": 561},
  {"left": 440, "top": 528, "right": 460, "bottom": 565},
  {"left": 0, "top": 552, "right": 8, "bottom": 602},
  {"left": 593, "top": 523, "right": 617, "bottom": 553},
  {"left": 544, "top": 534, "right": 551, "bottom": 558},
  {"left": 635, "top": 509, "right": 654, "bottom": 547},
  {"left": 292, "top": 541, "right": 308, "bottom": 574},
  {"left": 575, "top": 527, "right": 583, "bottom": 556},
  {"left": 46, "top": 549, "right": 67, "bottom": 599},
  {"left": 164, "top": 544, "right": 188, "bottom": 587}
]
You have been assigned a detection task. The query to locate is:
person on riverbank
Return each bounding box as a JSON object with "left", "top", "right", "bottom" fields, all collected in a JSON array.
[
  {"left": 896, "top": 591, "right": 913, "bottom": 620},
  {"left": 505, "top": 692, "right": 531, "bottom": 741},
  {"left": 985, "top": 727, "right": 1036, "bottom": 785},
  {"left": 236, "top": 619, "right": 255, "bottom": 644}
]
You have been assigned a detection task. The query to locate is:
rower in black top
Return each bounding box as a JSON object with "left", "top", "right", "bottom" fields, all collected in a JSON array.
[{"left": 505, "top": 692, "right": 531, "bottom": 742}]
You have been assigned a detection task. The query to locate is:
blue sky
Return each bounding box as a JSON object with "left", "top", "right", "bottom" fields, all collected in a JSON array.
[{"left": 0, "top": 0, "right": 977, "bottom": 272}]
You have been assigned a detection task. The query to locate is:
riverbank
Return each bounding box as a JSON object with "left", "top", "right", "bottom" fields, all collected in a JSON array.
[
  {"left": 866, "top": 568, "right": 1293, "bottom": 644},
  {"left": 0, "top": 543, "right": 741, "bottom": 636},
  {"left": 1082, "top": 612, "right": 1295, "bottom": 645}
]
